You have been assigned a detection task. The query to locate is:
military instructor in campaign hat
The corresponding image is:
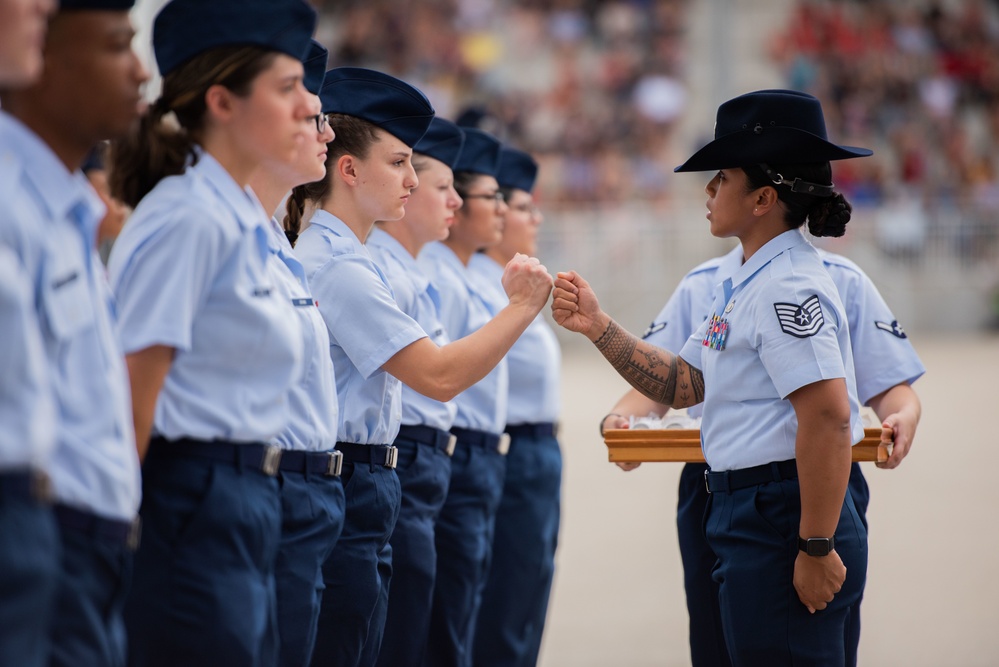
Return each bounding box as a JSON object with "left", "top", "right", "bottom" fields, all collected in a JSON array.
[{"left": 553, "top": 89, "right": 874, "bottom": 666}]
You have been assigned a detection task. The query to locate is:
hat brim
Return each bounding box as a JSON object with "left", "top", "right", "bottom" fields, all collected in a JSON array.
[{"left": 674, "top": 128, "right": 872, "bottom": 173}]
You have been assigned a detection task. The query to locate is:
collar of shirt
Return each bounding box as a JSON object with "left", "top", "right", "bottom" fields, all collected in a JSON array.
[
  {"left": 188, "top": 150, "right": 270, "bottom": 235},
  {"left": 723, "top": 228, "right": 809, "bottom": 303},
  {"left": 308, "top": 209, "right": 371, "bottom": 255},
  {"left": 0, "top": 111, "right": 105, "bottom": 242},
  {"left": 367, "top": 227, "right": 431, "bottom": 294}
]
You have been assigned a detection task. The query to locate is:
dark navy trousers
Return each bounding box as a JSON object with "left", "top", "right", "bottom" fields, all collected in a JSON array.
[
  {"left": 473, "top": 427, "right": 562, "bottom": 667},
  {"left": 703, "top": 471, "right": 868, "bottom": 667},
  {"left": 125, "top": 444, "right": 282, "bottom": 667},
  {"left": 310, "top": 461, "right": 401, "bottom": 667},
  {"left": 0, "top": 473, "right": 59, "bottom": 667},
  {"left": 273, "top": 468, "right": 345, "bottom": 667},
  {"left": 50, "top": 504, "right": 135, "bottom": 667},
  {"left": 376, "top": 431, "right": 453, "bottom": 667},
  {"left": 423, "top": 429, "right": 507, "bottom": 667},
  {"left": 677, "top": 462, "right": 870, "bottom": 667}
]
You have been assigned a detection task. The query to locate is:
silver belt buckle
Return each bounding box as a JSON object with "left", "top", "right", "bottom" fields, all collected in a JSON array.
[
  {"left": 127, "top": 517, "right": 142, "bottom": 551},
  {"left": 327, "top": 451, "right": 343, "bottom": 477},
  {"left": 445, "top": 435, "right": 457, "bottom": 457},
  {"left": 384, "top": 446, "right": 398, "bottom": 469},
  {"left": 262, "top": 445, "right": 282, "bottom": 477},
  {"left": 497, "top": 433, "right": 511, "bottom": 456}
]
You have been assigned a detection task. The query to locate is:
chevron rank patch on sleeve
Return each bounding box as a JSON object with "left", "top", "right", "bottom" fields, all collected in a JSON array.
[{"left": 773, "top": 294, "right": 824, "bottom": 338}]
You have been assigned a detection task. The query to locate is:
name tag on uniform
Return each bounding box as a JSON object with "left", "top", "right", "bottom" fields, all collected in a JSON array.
[
  {"left": 252, "top": 287, "right": 272, "bottom": 297},
  {"left": 291, "top": 297, "right": 315, "bottom": 307},
  {"left": 702, "top": 313, "right": 729, "bottom": 351}
]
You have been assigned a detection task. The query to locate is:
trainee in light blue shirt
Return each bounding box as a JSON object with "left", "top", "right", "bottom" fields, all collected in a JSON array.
[
  {"left": 295, "top": 211, "right": 427, "bottom": 445},
  {"left": 468, "top": 253, "right": 561, "bottom": 425},
  {"left": 367, "top": 227, "right": 457, "bottom": 432},
  {"left": 419, "top": 242, "right": 508, "bottom": 435},
  {"left": 266, "top": 218, "right": 338, "bottom": 452},
  {"left": 0, "top": 111, "right": 139, "bottom": 521},
  {"left": 108, "top": 151, "right": 303, "bottom": 447},
  {"left": 679, "top": 229, "right": 864, "bottom": 471}
]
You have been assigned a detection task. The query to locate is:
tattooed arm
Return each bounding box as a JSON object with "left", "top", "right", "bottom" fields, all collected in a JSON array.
[{"left": 552, "top": 270, "right": 704, "bottom": 409}]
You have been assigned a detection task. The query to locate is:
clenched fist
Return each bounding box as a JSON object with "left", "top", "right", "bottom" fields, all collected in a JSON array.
[{"left": 502, "top": 253, "right": 553, "bottom": 312}]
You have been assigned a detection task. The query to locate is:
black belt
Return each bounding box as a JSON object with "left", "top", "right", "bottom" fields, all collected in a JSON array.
[
  {"left": 54, "top": 503, "right": 141, "bottom": 550},
  {"left": 0, "top": 469, "right": 52, "bottom": 504},
  {"left": 704, "top": 459, "right": 798, "bottom": 494},
  {"left": 278, "top": 450, "right": 343, "bottom": 477},
  {"left": 397, "top": 425, "right": 456, "bottom": 456},
  {"left": 335, "top": 442, "right": 398, "bottom": 469},
  {"left": 148, "top": 436, "right": 282, "bottom": 477},
  {"left": 450, "top": 427, "right": 510, "bottom": 455},
  {"left": 505, "top": 422, "right": 558, "bottom": 439}
]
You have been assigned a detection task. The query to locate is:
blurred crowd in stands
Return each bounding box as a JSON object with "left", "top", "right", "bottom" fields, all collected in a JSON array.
[
  {"left": 312, "top": 0, "right": 999, "bottom": 263},
  {"left": 313, "top": 0, "right": 690, "bottom": 207}
]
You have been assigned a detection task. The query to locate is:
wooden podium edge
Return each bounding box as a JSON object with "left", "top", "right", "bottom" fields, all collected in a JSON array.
[{"left": 604, "top": 428, "right": 888, "bottom": 464}]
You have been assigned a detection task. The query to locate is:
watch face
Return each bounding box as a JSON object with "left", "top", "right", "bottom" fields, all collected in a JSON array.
[{"left": 801, "top": 537, "right": 835, "bottom": 557}]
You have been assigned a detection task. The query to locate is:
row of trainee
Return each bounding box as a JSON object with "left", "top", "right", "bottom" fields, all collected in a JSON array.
[
  {"left": 0, "top": 0, "right": 563, "bottom": 666},
  {"left": 1, "top": 0, "right": 924, "bottom": 666}
]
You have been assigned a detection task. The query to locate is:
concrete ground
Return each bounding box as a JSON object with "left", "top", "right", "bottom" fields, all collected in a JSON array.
[{"left": 538, "top": 333, "right": 999, "bottom": 667}]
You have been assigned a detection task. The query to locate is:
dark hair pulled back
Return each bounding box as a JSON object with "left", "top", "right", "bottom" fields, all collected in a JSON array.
[
  {"left": 283, "top": 113, "right": 380, "bottom": 245},
  {"left": 742, "top": 162, "right": 852, "bottom": 238},
  {"left": 109, "top": 46, "right": 276, "bottom": 209}
]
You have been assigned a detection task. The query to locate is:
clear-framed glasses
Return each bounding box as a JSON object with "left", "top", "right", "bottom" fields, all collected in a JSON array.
[
  {"left": 511, "top": 202, "right": 539, "bottom": 215},
  {"left": 310, "top": 113, "right": 330, "bottom": 134},
  {"left": 462, "top": 191, "right": 505, "bottom": 205}
]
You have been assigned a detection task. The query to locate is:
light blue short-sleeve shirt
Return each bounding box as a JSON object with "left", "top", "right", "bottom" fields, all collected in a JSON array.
[
  {"left": 0, "top": 244, "right": 55, "bottom": 469},
  {"left": 0, "top": 112, "right": 139, "bottom": 520},
  {"left": 643, "top": 246, "right": 744, "bottom": 420},
  {"left": 679, "top": 230, "right": 864, "bottom": 471},
  {"left": 419, "top": 242, "right": 508, "bottom": 435},
  {"left": 265, "top": 218, "right": 338, "bottom": 452},
  {"left": 468, "top": 253, "right": 561, "bottom": 425},
  {"left": 108, "top": 151, "right": 303, "bottom": 446},
  {"left": 295, "top": 212, "right": 427, "bottom": 445},
  {"left": 367, "top": 227, "right": 457, "bottom": 432},
  {"left": 650, "top": 244, "right": 925, "bottom": 411}
]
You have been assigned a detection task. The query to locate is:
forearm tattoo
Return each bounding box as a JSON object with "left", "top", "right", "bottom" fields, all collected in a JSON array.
[{"left": 594, "top": 319, "right": 705, "bottom": 408}]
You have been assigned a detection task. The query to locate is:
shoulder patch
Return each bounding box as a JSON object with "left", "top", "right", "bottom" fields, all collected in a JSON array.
[
  {"left": 773, "top": 295, "right": 825, "bottom": 338},
  {"left": 874, "top": 319, "right": 907, "bottom": 339},
  {"left": 642, "top": 321, "right": 666, "bottom": 339}
]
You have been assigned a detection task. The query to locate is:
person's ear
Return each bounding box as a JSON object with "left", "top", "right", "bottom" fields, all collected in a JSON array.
[{"left": 336, "top": 154, "right": 358, "bottom": 186}]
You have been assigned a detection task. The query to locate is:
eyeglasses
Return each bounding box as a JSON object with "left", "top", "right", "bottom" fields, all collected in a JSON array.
[
  {"left": 511, "top": 203, "right": 540, "bottom": 215},
  {"left": 462, "top": 192, "right": 505, "bottom": 204},
  {"left": 310, "top": 113, "right": 330, "bottom": 134}
]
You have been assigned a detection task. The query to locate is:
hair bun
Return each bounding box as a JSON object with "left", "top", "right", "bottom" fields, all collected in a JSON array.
[{"left": 808, "top": 193, "right": 852, "bottom": 238}]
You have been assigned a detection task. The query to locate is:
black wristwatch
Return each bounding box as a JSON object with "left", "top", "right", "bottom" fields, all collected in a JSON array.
[{"left": 798, "top": 536, "right": 836, "bottom": 557}]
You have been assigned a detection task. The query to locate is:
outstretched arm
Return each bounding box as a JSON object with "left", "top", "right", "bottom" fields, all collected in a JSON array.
[{"left": 552, "top": 270, "right": 704, "bottom": 409}]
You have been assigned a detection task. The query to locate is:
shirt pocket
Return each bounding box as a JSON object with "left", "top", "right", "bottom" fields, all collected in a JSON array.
[{"left": 41, "top": 244, "right": 94, "bottom": 343}]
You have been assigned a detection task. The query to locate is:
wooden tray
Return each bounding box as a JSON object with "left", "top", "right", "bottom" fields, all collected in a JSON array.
[{"left": 604, "top": 428, "right": 889, "bottom": 464}]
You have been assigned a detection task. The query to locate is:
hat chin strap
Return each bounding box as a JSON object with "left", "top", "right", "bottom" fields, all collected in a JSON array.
[{"left": 759, "top": 164, "right": 834, "bottom": 197}]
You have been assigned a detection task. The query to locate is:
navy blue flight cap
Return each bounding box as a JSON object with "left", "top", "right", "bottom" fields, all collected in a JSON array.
[
  {"left": 320, "top": 67, "right": 435, "bottom": 148},
  {"left": 496, "top": 147, "right": 538, "bottom": 193},
  {"left": 414, "top": 118, "right": 465, "bottom": 169},
  {"left": 153, "top": 0, "right": 317, "bottom": 77},
  {"left": 452, "top": 128, "right": 502, "bottom": 177},
  {"left": 60, "top": 0, "right": 134, "bottom": 8},
  {"left": 303, "top": 40, "right": 328, "bottom": 96},
  {"left": 675, "top": 89, "right": 872, "bottom": 173}
]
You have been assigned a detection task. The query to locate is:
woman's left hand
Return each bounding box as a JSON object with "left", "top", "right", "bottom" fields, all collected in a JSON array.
[{"left": 793, "top": 550, "right": 846, "bottom": 614}]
